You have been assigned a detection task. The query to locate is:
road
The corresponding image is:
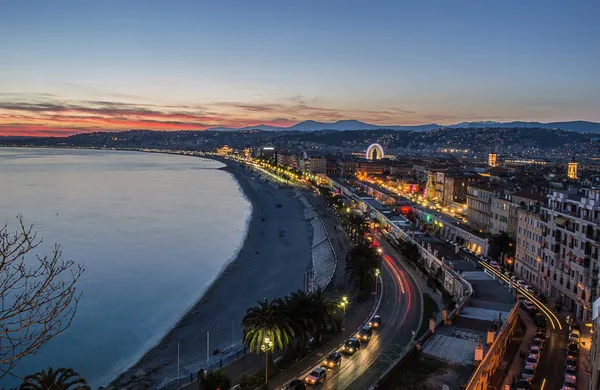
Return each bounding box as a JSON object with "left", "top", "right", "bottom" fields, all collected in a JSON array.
[
  {"left": 272, "top": 234, "right": 421, "bottom": 390},
  {"left": 458, "top": 249, "right": 569, "bottom": 390}
]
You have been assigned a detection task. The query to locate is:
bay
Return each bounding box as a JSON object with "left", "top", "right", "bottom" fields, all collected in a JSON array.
[{"left": 0, "top": 148, "right": 251, "bottom": 387}]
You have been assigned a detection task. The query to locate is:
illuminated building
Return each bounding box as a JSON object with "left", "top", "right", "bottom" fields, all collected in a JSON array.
[
  {"left": 488, "top": 153, "right": 497, "bottom": 167},
  {"left": 216, "top": 145, "right": 233, "bottom": 155},
  {"left": 568, "top": 159, "right": 578, "bottom": 179}
]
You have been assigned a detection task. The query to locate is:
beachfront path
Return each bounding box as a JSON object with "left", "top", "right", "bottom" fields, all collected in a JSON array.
[{"left": 109, "top": 162, "right": 313, "bottom": 389}]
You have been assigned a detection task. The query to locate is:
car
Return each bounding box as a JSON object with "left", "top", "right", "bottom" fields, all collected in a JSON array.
[
  {"left": 286, "top": 379, "right": 307, "bottom": 390},
  {"left": 322, "top": 352, "right": 342, "bottom": 369},
  {"left": 368, "top": 315, "right": 381, "bottom": 328},
  {"left": 515, "top": 379, "right": 531, "bottom": 390},
  {"left": 561, "top": 385, "right": 576, "bottom": 390},
  {"left": 529, "top": 343, "right": 542, "bottom": 354},
  {"left": 564, "top": 367, "right": 577, "bottom": 383},
  {"left": 531, "top": 338, "right": 544, "bottom": 350},
  {"left": 490, "top": 260, "right": 499, "bottom": 267},
  {"left": 521, "top": 365, "right": 536, "bottom": 380},
  {"left": 565, "top": 357, "right": 577, "bottom": 371},
  {"left": 524, "top": 285, "right": 535, "bottom": 294},
  {"left": 517, "top": 279, "right": 527, "bottom": 287},
  {"left": 522, "top": 300, "right": 535, "bottom": 311},
  {"left": 567, "top": 342, "right": 579, "bottom": 357},
  {"left": 304, "top": 367, "right": 327, "bottom": 385},
  {"left": 358, "top": 325, "right": 373, "bottom": 341},
  {"left": 535, "top": 330, "right": 547, "bottom": 341},
  {"left": 535, "top": 314, "right": 547, "bottom": 329},
  {"left": 563, "top": 377, "right": 577, "bottom": 389},
  {"left": 525, "top": 355, "right": 539, "bottom": 368},
  {"left": 528, "top": 349, "right": 540, "bottom": 361},
  {"left": 343, "top": 337, "right": 361, "bottom": 354},
  {"left": 569, "top": 331, "right": 580, "bottom": 343}
]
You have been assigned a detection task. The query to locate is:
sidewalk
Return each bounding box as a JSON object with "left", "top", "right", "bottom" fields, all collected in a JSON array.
[{"left": 497, "top": 310, "right": 536, "bottom": 389}]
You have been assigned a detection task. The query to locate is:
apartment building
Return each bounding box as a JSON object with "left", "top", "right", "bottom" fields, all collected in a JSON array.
[
  {"left": 442, "top": 173, "right": 477, "bottom": 207},
  {"left": 515, "top": 206, "right": 546, "bottom": 293},
  {"left": 541, "top": 187, "right": 600, "bottom": 322},
  {"left": 490, "top": 187, "right": 547, "bottom": 237},
  {"left": 466, "top": 182, "right": 504, "bottom": 232}
]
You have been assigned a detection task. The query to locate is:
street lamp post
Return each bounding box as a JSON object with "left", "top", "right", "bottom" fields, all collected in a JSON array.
[
  {"left": 261, "top": 336, "right": 274, "bottom": 387},
  {"left": 340, "top": 296, "right": 348, "bottom": 342},
  {"left": 375, "top": 268, "right": 381, "bottom": 296}
]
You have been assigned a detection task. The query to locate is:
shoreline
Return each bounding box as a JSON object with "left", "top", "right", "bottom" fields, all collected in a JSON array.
[{"left": 109, "top": 157, "right": 313, "bottom": 389}]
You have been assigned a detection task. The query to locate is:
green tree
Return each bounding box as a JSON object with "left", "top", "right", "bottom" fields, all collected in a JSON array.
[
  {"left": 309, "top": 288, "right": 340, "bottom": 341},
  {"left": 242, "top": 298, "right": 295, "bottom": 353},
  {"left": 345, "top": 244, "right": 382, "bottom": 297},
  {"left": 19, "top": 367, "right": 90, "bottom": 390},
  {"left": 488, "top": 232, "right": 515, "bottom": 260},
  {"left": 346, "top": 213, "right": 368, "bottom": 241},
  {"left": 199, "top": 370, "right": 231, "bottom": 390},
  {"left": 284, "top": 290, "right": 314, "bottom": 348}
]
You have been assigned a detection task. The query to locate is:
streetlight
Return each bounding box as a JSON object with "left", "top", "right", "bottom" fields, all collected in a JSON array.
[
  {"left": 340, "top": 296, "right": 348, "bottom": 342},
  {"left": 261, "top": 336, "right": 274, "bottom": 386},
  {"left": 375, "top": 268, "right": 381, "bottom": 296}
]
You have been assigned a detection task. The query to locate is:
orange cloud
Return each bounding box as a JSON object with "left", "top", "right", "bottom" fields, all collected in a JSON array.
[{"left": 0, "top": 94, "right": 446, "bottom": 137}]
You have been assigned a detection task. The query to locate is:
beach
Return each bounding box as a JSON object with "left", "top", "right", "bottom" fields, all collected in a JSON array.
[{"left": 108, "top": 159, "right": 313, "bottom": 389}]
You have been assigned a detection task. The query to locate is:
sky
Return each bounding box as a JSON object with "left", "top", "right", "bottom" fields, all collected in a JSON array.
[{"left": 1, "top": 0, "right": 599, "bottom": 136}]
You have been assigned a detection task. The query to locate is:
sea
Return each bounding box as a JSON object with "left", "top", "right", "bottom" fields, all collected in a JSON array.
[{"left": 0, "top": 148, "right": 251, "bottom": 387}]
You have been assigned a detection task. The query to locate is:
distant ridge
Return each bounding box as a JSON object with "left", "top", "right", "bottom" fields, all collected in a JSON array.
[{"left": 207, "top": 120, "right": 600, "bottom": 133}]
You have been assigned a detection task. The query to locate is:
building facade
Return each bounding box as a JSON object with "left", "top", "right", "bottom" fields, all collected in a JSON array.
[
  {"left": 467, "top": 184, "right": 499, "bottom": 232},
  {"left": 541, "top": 188, "right": 600, "bottom": 322},
  {"left": 515, "top": 207, "right": 546, "bottom": 292}
]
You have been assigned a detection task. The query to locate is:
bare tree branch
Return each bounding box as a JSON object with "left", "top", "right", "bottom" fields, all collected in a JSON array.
[{"left": 0, "top": 214, "right": 84, "bottom": 379}]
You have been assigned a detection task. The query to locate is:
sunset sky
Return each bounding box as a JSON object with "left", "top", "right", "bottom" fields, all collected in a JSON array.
[{"left": 1, "top": 1, "right": 599, "bottom": 137}]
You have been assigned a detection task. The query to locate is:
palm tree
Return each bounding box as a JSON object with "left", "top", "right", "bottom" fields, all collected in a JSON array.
[
  {"left": 242, "top": 298, "right": 295, "bottom": 353},
  {"left": 19, "top": 367, "right": 90, "bottom": 390},
  {"left": 284, "top": 290, "right": 314, "bottom": 348},
  {"left": 309, "top": 288, "right": 340, "bottom": 341},
  {"left": 345, "top": 244, "right": 382, "bottom": 297},
  {"left": 347, "top": 213, "right": 368, "bottom": 241}
]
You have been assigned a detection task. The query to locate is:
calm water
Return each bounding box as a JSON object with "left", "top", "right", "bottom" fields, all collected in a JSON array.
[{"left": 0, "top": 148, "right": 251, "bottom": 387}]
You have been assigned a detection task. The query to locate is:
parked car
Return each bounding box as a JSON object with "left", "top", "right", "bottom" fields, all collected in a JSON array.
[
  {"left": 343, "top": 338, "right": 361, "bottom": 355},
  {"left": 525, "top": 355, "right": 539, "bottom": 368},
  {"left": 528, "top": 349, "right": 540, "bottom": 361},
  {"left": 531, "top": 338, "right": 544, "bottom": 350},
  {"left": 516, "top": 379, "right": 531, "bottom": 390},
  {"left": 564, "top": 367, "right": 577, "bottom": 383},
  {"left": 521, "top": 365, "right": 536, "bottom": 380},
  {"left": 563, "top": 377, "right": 577, "bottom": 389},
  {"left": 569, "top": 332, "right": 580, "bottom": 344},
  {"left": 357, "top": 325, "right": 373, "bottom": 341},
  {"left": 534, "top": 314, "right": 547, "bottom": 328},
  {"left": 524, "top": 285, "right": 535, "bottom": 294},
  {"left": 368, "top": 315, "right": 381, "bottom": 328},
  {"left": 517, "top": 280, "right": 527, "bottom": 287},
  {"left": 304, "top": 367, "right": 327, "bottom": 385},
  {"left": 567, "top": 342, "right": 579, "bottom": 357},
  {"left": 535, "top": 330, "right": 547, "bottom": 340},
  {"left": 522, "top": 300, "right": 535, "bottom": 311},
  {"left": 286, "top": 379, "right": 307, "bottom": 390},
  {"left": 529, "top": 343, "right": 542, "bottom": 354},
  {"left": 322, "top": 352, "right": 342, "bottom": 369},
  {"left": 565, "top": 357, "right": 577, "bottom": 371}
]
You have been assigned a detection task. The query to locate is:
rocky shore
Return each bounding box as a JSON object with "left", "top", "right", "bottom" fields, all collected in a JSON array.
[{"left": 108, "top": 160, "right": 313, "bottom": 389}]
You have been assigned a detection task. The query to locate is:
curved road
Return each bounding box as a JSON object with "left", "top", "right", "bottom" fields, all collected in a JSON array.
[{"left": 314, "top": 235, "right": 421, "bottom": 389}]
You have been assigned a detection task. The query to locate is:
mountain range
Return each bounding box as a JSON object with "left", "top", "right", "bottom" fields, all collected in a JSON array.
[{"left": 210, "top": 119, "right": 600, "bottom": 133}]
